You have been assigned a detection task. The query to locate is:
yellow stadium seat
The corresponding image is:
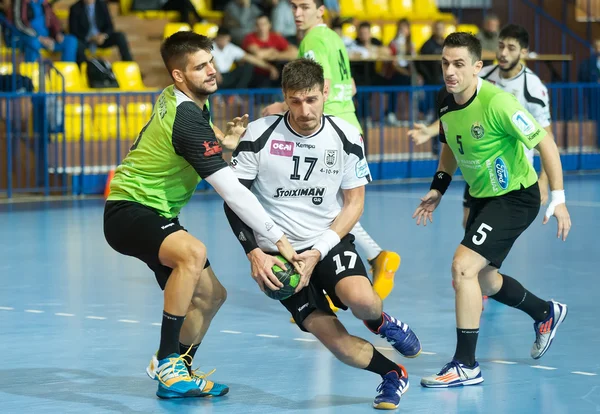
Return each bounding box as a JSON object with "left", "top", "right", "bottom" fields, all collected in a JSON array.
[
  {"left": 113, "top": 62, "right": 145, "bottom": 91},
  {"left": 120, "top": 0, "right": 133, "bottom": 14},
  {"left": 126, "top": 102, "right": 154, "bottom": 139},
  {"left": 193, "top": 22, "right": 219, "bottom": 38},
  {"left": 19, "top": 62, "right": 40, "bottom": 91},
  {"left": 390, "top": 0, "right": 412, "bottom": 19},
  {"left": 411, "top": 24, "right": 432, "bottom": 52},
  {"left": 364, "top": 0, "right": 390, "bottom": 19},
  {"left": 444, "top": 24, "right": 456, "bottom": 38},
  {"left": 382, "top": 23, "right": 397, "bottom": 46},
  {"left": 80, "top": 62, "right": 89, "bottom": 89},
  {"left": 63, "top": 104, "right": 93, "bottom": 142},
  {"left": 0, "top": 62, "right": 13, "bottom": 75},
  {"left": 190, "top": 0, "right": 224, "bottom": 19},
  {"left": 413, "top": 0, "right": 455, "bottom": 21},
  {"left": 457, "top": 24, "right": 480, "bottom": 35},
  {"left": 94, "top": 103, "right": 127, "bottom": 141},
  {"left": 340, "top": 0, "right": 364, "bottom": 18},
  {"left": 49, "top": 62, "right": 82, "bottom": 92},
  {"left": 370, "top": 24, "right": 382, "bottom": 42},
  {"left": 342, "top": 23, "right": 357, "bottom": 40},
  {"left": 163, "top": 23, "right": 191, "bottom": 39}
]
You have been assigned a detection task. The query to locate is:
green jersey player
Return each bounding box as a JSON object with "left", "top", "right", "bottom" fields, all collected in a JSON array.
[
  {"left": 411, "top": 32, "right": 571, "bottom": 388},
  {"left": 104, "top": 32, "right": 298, "bottom": 399},
  {"left": 261, "top": 0, "right": 401, "bottom": 304}
]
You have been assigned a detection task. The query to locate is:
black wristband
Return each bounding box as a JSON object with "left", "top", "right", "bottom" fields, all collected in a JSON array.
[{"left": 430, "top": 171, "right": 452, "bottom": 195}]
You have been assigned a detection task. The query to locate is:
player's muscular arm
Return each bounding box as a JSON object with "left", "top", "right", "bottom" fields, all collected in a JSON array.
[
  {"left": 437, "top": 143, "right": 458, "bottom": 177},
  {"left": 537, "top": 125, "right": 553, "bottom": 204},
  {"left": 330, "top": 186, "right": 365, "bottom": 239}
]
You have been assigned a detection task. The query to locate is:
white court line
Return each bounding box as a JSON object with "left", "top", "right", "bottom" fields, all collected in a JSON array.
[
  {"left": 118, "top": 319, "right": 139, "bottom": 324},
  {"left": 572, "top": 371, "right": 597, "bottom": 376},
  {"left": 531, "top": 365, "right": 557, "bottom": 370},
  {"left": 220, "top": 330, "right": 242, "bottom": 334},
  {"left": 256, "top": 334, "right": 279, "bottom": 338},
  {"left": 420, "top": 351, "right": 437, "bottom": 355},
  {"left": 293, "top": 338, "right": 317, "bottom": 342},
  {"left": 0, "top": 306, "right": 14, "bottom": 310},
  {"left": 491, "top": 360, "right": 518, "bottom": 365},
  {"left": 151, "top": 322, "right": 161, "bottom": 326},
  {"left": 25, "top": 309, "right": 44, "bottom": 313},
  {"left": 375, "top": 346, "right": 394, "bottom": 351},
  {"left": 55, "top": 313, "right": 74, "bottom": 317},
  {"left": 85, "top": 316, "right": 106, "bottom": 320}
]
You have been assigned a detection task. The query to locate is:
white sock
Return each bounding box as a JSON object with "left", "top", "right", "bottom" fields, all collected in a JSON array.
[{"left": 352, "top": 222, "right": 383, "bottom": 261}]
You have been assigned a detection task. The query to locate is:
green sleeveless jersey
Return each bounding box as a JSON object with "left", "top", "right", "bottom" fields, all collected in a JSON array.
[
  {"left": 108, "top": 86, "right": 227, "bottom": 218},
  {"left": 438, "top": 79, "right": 546, "bottom": 198},
  {"left": 299, "top": 25, "right": 361, "bottom": 131}
]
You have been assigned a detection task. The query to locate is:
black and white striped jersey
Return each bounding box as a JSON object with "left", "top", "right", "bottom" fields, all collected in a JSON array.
[{"left": 231, "top": 112, "right": 371, "bottom": 251}]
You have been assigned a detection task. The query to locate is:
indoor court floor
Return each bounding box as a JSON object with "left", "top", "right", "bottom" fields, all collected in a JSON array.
[{"left": 1, "top": 174, "right": 599, "bottom": 413}]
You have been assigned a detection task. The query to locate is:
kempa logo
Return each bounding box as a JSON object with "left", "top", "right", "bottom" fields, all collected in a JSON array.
[
  {"left": 296, "top": 142, "right": 316, "bottom": 149},
  {"left": 274, "top": 187, "right": 325, "bottom": 205}
]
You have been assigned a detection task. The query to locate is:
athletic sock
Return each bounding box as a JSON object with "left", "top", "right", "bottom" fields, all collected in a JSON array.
[
  {"left": 157, "top": 311, "right": 185, "bottom": 361},
  {"left": 490, "top": 274, "right": 550, "bottom": 322}
]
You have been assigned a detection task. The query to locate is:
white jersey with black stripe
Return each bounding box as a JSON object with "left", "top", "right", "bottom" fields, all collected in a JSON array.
[
  {"left": 231, "top": 112, "right": 371, "bottom": 252},
  {"left": 479, "top": 64, "right": 551, "bottom": 164}
]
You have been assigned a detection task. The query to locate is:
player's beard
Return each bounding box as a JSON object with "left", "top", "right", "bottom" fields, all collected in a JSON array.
[
  {"left": 293, "top": 115, "right": 319, "bottom": 132},
  {"left": 186, "top": 77, "right": 217, "bottom": 100},
  {"left": 499, "top": 57, "right": 520, "bottom": 74}
]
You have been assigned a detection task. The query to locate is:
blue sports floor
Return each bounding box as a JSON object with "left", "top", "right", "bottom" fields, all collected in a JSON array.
[{"left": 1, "top": 174, "right": 599, "bottom": 413}]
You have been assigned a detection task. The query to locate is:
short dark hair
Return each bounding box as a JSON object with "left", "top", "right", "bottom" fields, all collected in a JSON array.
[
  {"left": 160, "top": 31, "right": 213, "bottom": 73},
  {"left": 499, "top": 24, "right": 529, "bottom": 49},
  {"left": 282, "top": 58, "right": 325, "bottom": 93},
  {"left": 216, "top": 27, "right": 230, "bottom": 37},
  {"left": 358, "top": 22, "right": 371, "bottom": 30},
  {"left": 257, "top": 14, "right": 270, "bottom": 21},
  {"left": 313, "top": 0, "right": 324, "bottom": 7},
  {"left": 443, "top": 32, "right": 482, "bottom": 62}
]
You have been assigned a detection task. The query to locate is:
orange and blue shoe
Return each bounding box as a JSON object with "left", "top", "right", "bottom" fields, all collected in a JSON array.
[
  {"left": 531, "top": 300, "right": 568, "bottom": 359},
  {"left": 366, "top": 312, "right": 422, "bottom": 358},
  {"left": 147, "top": 351, "right": 229, "bottom": 398},
  {"left": 373, "top": 365, "right": 409, "bottom": 410},
  {"left": 420, "top": 360, "right": 483, "bottom": 388},
  {"left": 153, "top": 354, "right": 204, "bottom": 399},
  {"left": 371, "top": 251, "right": 401, "bottom": 301}
]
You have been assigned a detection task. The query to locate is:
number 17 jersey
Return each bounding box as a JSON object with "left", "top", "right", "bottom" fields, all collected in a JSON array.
[
  {"left": 230, "top": 113, "right": 371, "bottom": 252},
  {"left": 437, "top": 78, "right": 547, "bottom": 198}
]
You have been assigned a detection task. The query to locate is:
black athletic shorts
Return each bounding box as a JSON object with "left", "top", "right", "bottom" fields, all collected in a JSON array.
[
  {"left": 462, "top": 183, "right": 540, "bottom": 269},
  {"left": 280, "top": 234, "right": 370, "bottom": 332},
  {"left": 463, "top": 183, "right": 473, "bottom": 208},
  {"left": 103, "top": 200, "right": 210, "bottom": 290}
]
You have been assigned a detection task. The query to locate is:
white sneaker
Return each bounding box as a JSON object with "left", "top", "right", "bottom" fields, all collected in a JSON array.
[
  {"left": 531, "top": 300, "right": 568, "bottom": 359},
  {"left": 421, "top": 360, "right": 483, "bottom": 388}
]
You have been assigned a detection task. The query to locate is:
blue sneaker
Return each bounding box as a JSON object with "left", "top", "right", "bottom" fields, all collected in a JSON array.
[
  {"left": 420, "top": 360, "right": 483, "bottom": 388},
  {"left": 155, "top": 354, "right": 204, "bottom": 399},
  {"left": 366, "top": 312, "right": 422, "bottom": 358},
  {"left": 373, "top": 365, "right": 409, "bottom": 410},
  {"left": 531, "top": 300, "right": 568, "bottom": 359},
  {"left": 190, "top": 368, "right": 230, "bottom": 397}
]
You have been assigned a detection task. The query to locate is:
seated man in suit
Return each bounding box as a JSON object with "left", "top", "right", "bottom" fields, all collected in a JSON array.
[{"left": 68, "top": 0, "right": 133, "bottom": 61}]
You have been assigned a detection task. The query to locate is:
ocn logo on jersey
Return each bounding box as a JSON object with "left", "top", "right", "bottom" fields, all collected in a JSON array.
[
  {"left": 494, "top": 157, "right": 509, "bottom": 190},
  {"left": 270, "top": 140, "right": 294, "bottom": 157}
]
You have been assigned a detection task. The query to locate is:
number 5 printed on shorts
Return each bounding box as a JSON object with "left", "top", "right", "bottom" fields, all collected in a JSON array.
[
  {"left": 333, "top": 251, "right": 357, "bottom": 275},
  {"left": 472, "top": 223, "right": 493, "bottom": 246}
]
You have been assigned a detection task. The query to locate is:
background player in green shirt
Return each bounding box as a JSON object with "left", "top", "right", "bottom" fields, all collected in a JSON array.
[
  {"left": 104, "top": 32, "right": 298, "bottom": 399},
  {"left": 411, "top": 33, "right": 571, "bottom": 388},
  {"left": 261, "top": 0, "right": 402, "bottom": 305}
]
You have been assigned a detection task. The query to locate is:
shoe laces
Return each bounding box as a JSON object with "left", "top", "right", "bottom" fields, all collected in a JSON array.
[
  {"left": 438, "top": 360, "right": 466, "bottom": 378},
  {"left": 156, "top": 347, "right": 194, "bottom": 386},
  {"left": 179, "top": 344, "right": 217, "bottom": 381},
  {"left": 376, "top": 372, "right": 401, "bottom": 395}
]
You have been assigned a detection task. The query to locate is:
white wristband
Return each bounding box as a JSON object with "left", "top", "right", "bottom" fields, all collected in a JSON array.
[
  {"left": 544, "top": 190, "right": 566, "bottom": 218},
  {"left": 312, "top": 229, "right": 341, "bottom": 261}
]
